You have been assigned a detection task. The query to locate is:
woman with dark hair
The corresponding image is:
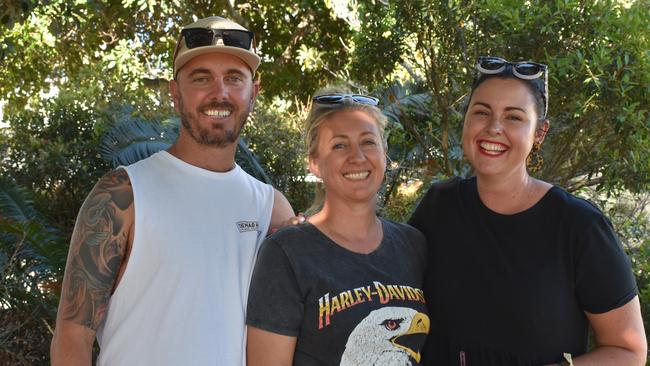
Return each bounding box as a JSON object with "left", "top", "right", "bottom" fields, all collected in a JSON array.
[
  {"left": 246, "top": 87, "right": 430, "bottom": 365},
  {"left": 409, "top": 57, "right": 647, "bottom": 365}
]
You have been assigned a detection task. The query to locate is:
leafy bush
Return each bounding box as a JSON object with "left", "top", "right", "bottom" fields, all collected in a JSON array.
[{"left": 0, "top": 179, "right": 65, "bottom": 365}]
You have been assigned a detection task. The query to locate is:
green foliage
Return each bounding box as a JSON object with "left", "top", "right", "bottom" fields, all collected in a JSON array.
[
  {"left": 0, "top": 178, "right": 65, "bottom": 366},
  {"left": 243, "top": 100, "right": 313, "bottom": 211},
  {"left": 5, "top": 1, "right": 644, "bottom": 194},
  {"left": 1, "top": 0, "right": 650, "bottom": 362},
  {"left": 0, "top": 96, "right": 112, "bottom": 229},
  {"left": 379, "top": 183, "right": 424, "bottom": 223},
  {"left": 0, "top": 0, "right": 368, "bottom": 115},
  {"left": 1, "top": 0, "right": 39, "bottom": 27},
  {"left": 242, "top": 0, "right": 356, "bottom": 99}
]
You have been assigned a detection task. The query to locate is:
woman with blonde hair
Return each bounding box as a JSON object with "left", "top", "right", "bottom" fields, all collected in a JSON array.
[{"left": 246, "top": 87, "right": 430, "bottom": 366}]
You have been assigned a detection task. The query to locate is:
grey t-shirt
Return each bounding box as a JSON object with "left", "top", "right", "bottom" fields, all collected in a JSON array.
[{"left": 246, "top": 219, "right": 429, "bottom": 365}]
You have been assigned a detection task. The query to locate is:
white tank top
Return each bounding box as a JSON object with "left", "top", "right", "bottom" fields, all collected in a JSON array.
[{"left": 96, "top": 151, "right": 274, "bottom": 366}]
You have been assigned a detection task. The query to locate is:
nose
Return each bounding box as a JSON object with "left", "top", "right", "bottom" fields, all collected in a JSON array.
[
  {"left": 347, "top": 143, "right": 367, "bottom": 163},
  {"left": 486, "top": 115, "right": 503, "bottom": 135},
  {"left": 207, "top": 78, "right": 228, "bottom": 100}
]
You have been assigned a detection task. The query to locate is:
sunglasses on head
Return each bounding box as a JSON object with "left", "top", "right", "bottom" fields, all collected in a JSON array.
[
  {"left": 313, "top": 94, "right": 379, "bottom": 106},
  {"left": 476, "top": 56, "right": 547, "bottom": 79},
  {"left": 181, "top": 28, "right": 255, "bottom": 50},
  {"left": 476, "top": 56, "right": 549, "bottom": 118}
]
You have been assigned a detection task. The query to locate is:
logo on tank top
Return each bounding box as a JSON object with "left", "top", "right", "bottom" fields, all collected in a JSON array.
[{"left": 236, "top": 221, "right": 259, "bottom": 233}]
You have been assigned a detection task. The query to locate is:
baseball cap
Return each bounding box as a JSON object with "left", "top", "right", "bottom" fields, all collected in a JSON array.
[{"left": 173, "top": 16, "right": 261, "bottom": 78}]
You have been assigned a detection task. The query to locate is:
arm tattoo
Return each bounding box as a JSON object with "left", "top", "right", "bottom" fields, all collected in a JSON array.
[{"left": 58, "top": 169, "right": 133, "bottom": 330}]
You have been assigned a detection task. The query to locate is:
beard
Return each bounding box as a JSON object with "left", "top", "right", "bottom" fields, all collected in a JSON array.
[{"left": 178, "top": 96, "right": 252, "bottom": 148}]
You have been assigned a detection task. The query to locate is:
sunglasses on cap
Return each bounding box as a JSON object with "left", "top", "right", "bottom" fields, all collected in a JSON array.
[
  {"left": 476, "top": 56, "right": 549, "bottom": 118},
  {"left": 181, "top": 28, "right": 255, "bottom": 51},
  {"left": 313, "top": 94, "right": 379, "bottom": 106}
]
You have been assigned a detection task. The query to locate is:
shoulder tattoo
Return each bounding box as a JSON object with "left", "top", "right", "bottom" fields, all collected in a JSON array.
[{"left": 58, "top": 169, "right": 133, "bottom": 330}]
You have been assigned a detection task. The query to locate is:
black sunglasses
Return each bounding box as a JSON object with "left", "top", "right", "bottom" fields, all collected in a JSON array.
[
  {"left": 476, "top": 56, "right": 549, "bottom": 118},
  {"left": 181, "top": 28, "right": 254, "bottom": 50},
  {"left": 313, "top": 94, "right": 379, "bottom": 106}
]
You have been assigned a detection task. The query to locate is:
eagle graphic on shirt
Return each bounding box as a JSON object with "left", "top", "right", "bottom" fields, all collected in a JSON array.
[{"left": 340, "top": 307, "right": 430, "bottom": 365}]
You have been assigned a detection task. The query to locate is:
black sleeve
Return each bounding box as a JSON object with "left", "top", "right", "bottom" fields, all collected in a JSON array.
[
  {"left": 246, "top": 237, "right": 304, "bottom": 336},
  {"left": 575, "top": 214, "right": 638, "bottom": 314}
]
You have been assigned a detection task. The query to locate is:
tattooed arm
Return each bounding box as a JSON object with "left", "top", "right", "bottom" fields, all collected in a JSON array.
[{"left": 50, "top": 169, "right": 134, "bottom": 366}]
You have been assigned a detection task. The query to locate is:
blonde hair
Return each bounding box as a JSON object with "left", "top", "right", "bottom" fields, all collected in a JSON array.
[{"left": 304, "top": 86, "right": 388, "bottom": 214}]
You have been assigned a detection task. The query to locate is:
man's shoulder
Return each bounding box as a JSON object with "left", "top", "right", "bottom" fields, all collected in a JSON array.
[
  {"left": 237, "top": 166, "right": 272, "bottom": 187},
  {"left": 94, "top": 168, "right": 132, "bottom": 193}
]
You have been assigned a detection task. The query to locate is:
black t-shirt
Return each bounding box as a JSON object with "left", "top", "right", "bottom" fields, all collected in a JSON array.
[
  {"left": 246, "top": 219, "right": 429, "bottom": 365},
  {"left": 408, "top": 177, "right": 638, "bottom": 365}
]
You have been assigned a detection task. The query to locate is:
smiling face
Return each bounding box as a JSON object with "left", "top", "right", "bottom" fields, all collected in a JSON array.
[
  {"left": 462, "top": 77, "right": 548, "bottom": 180},
  {"left": 170, "top": 52, "right": 259, "bottom": 148},
  {"left": 309, "top": 110, "right": 386, "bottom": 205}
]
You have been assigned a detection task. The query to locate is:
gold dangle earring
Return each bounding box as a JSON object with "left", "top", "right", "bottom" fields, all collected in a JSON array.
[{"left": 526, "top": 142, "right": 544, "bottom": 173}]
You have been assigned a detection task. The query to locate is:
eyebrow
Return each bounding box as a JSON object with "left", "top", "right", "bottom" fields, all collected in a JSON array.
[
  {"left": 472, "top": 101, "right": 526, "bottom": 113},
  {"left": 329, "top": 131, "right": 377, "bottom": 140},
  {"left": 225, "top": 68, "right": 248, "bottom": 78},
  {"left": 187, "top": 68, "right": 211, "bottom": 78}
]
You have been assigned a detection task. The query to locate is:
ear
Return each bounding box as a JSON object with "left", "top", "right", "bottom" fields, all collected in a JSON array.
[
  {"left": 169, "top": 79, "right": 181, "bottom": 114},
  {"left": 535, "top": 119, "right": 550, "bottom": 145},
  {"left": 308, "top": 156, "right": 321, "bottom": 179}
]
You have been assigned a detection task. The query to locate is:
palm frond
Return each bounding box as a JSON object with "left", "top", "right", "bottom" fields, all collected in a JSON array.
[
  {"left": 378, "top": 81, "right": 432, "bottom": 125},
  {"left": 236, "top": 139, "right": 273, "bottom": 185},
  {"left": 0, "top": 179, "right": 39, "bottom": 223},
  {"left": 99, "top": 116, "right": 178, "bottom": 167}
]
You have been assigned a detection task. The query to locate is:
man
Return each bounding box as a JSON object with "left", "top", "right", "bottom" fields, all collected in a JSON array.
[{"left": 50, "top": 16, "right": 295, "bottom": 365}]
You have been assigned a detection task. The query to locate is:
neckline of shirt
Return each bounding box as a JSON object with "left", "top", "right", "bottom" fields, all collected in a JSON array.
[
  {"left": 467, "top": 177, "right": 560, "bottom": 219},
  {"left": 302, "top": 218, "right": 389, "bottom": 258},
  {"left": 158, "top": 150, "right": 242, "bottom": 180}
]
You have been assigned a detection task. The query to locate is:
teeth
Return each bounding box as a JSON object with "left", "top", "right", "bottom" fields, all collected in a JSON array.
[
  {"left": 204, "top": 109, "right": 231, "bottom": 117},
  {"left": 479, "top": 141, "right": 507, "bottom": 153},
  {"left": 344, "top": 171, "right": 370, "bottom": 180}
]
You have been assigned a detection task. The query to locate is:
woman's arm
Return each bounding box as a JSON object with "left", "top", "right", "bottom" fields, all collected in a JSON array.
[
  {"left": 572, "top": 296, "right": 647, "bottom": 366},
  {"left": 247, "top": 326, "right": 297, "bottom": 366}
]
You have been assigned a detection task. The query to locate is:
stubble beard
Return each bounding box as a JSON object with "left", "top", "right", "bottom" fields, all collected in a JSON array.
[{"left": 178, "top": 96, "right": 252, "bottom": 148}]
